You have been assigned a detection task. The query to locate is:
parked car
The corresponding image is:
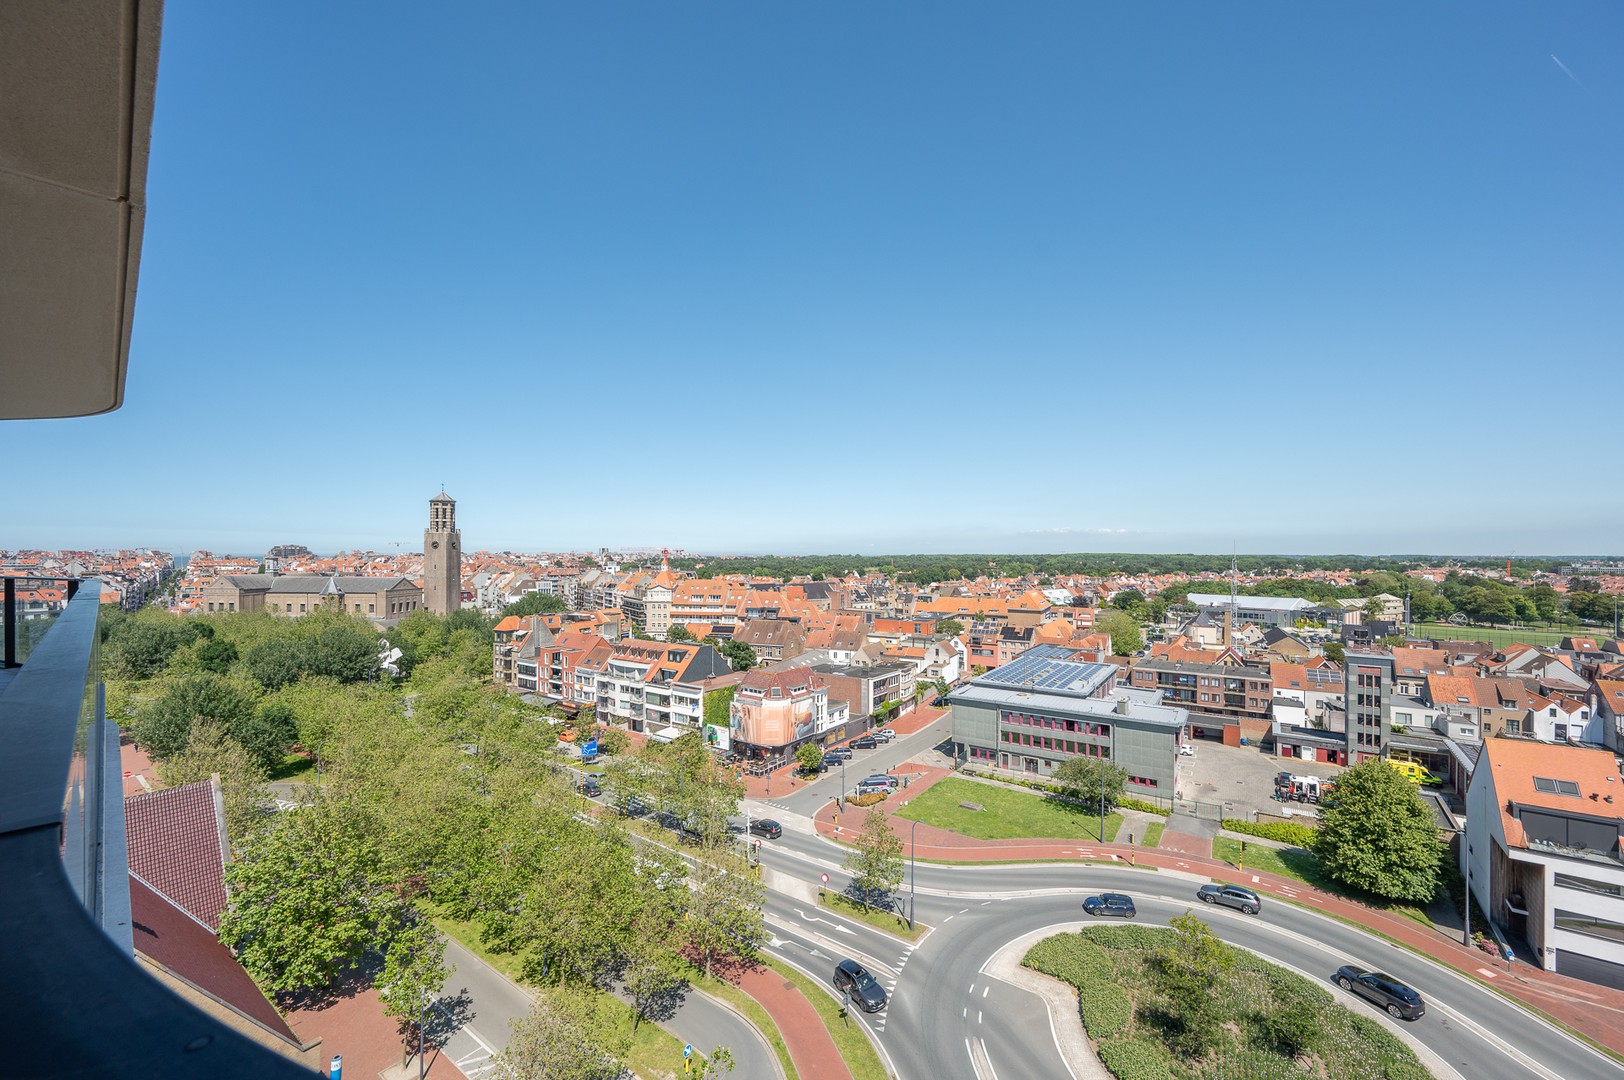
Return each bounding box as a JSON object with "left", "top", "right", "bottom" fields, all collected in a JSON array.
[
  {"left": 850, "top": 736, "right": 879, "bottom": 750},
  {"left": 1196, "top": 884, "right": 1262, "bottom": 914},
  {"left": 824, "top": 747, "right": 853, "bottom": 763},
  {"left": 1334, "top": 965, "right": 1426, "bottom": 1020},
  {"left": 871, "top": 730, "right": 894, "bottom": 743},
  {"left": 748, "top": 819, "right": 782, "bottom": 839},
  {"left": 855, "top": 780, "right": 891, "bottom": 797},
  {"left": 833, "top": 959, "right": 888, "bottom": 1012},
  {"left": 861, "top": 774, "right": 898, "bottom": 791},
  {"left": 878, "top": 728, "right": 896, "bottom": 740},
  {"left": 1082, "top": 893, "right": 1137, "bottom": 918},
  {"left": 1178, "top": 743, "right": 1196, "bottom": 757}
]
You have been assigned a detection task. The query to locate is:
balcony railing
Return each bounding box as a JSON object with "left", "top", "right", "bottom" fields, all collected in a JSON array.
[{"left": 0, "top": 581, "right": 309, "bottom": 1077}]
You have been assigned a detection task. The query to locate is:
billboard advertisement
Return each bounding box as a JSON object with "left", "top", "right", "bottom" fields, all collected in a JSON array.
[
  {"left": 731, "top": 696, "right": 808, "bottom": 749},
  {"left": 704, "top": 724, "right": 730, "bottom": 752}
]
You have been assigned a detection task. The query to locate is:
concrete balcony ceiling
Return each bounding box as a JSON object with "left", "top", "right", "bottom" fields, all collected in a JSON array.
[{"left": 1, "top": 1, "right": 162, "bottom": 419}]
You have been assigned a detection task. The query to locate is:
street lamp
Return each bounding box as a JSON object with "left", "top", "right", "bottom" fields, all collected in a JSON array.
[
  {"left": 840, "top": 758, "right": 847, "bottom": 811},
  {"left": 909, "top": 818, "right": 920, "bottom": 930}
]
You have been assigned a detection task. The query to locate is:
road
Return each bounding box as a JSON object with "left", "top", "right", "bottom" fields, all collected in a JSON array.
[
  {"left": 433, "top": 931, "right": 780, "bottom": 1080},
  {"left": 754, "top": 810, "right": 1624, "bottom": 1080}
]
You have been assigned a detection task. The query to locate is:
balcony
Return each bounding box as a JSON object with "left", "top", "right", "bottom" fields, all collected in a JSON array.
[{"left": 2, "top": 580, "right": 310, "bottom": 1076}]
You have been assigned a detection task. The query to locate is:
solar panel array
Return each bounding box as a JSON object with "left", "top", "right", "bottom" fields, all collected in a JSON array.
[{"left": 985, "top": 645, "right": 1107, "bottom": 692}]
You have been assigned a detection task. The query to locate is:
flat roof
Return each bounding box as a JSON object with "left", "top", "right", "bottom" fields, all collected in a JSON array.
[
  {"left": 1187, "top": 594, "right": 1315, "bottom": 612},
  {"left": 971, "top": 644, "right": 1116, "bottom": 697},
  {"left": 949, "top": 682, "right": 1187, "bottom": 732}
]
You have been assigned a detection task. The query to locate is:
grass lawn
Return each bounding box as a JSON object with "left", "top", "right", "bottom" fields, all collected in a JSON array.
[
  {"left": 1213, "top": 837, "right": 1433, "bottom": 927},
  {"left": 268, "top": 752, "right": 318, "bottom": 783},
  {"left": 819, "top": 891, "right": 928, "bottom": 941},
  {"left": 1410, "top": 621, "right": 1603, "bottom": 649},
  {"left": 1025, "top": 926, "right": 1434, "bottom": 1080},
  {"left": 763, "top": 955, "right": 890, "bottom": 1080},
  {"left": 893, "top": 777, "right": 1122, "bottom": 842},
  {"left": 1139, "top": 820, "right": 1165, "bottom": 848}
]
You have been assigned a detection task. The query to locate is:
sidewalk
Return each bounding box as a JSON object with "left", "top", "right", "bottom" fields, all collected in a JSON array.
[
  {"left": 727, "top": 963, "right": 854, "bottom": 1080},
  {"left": 815, "top": 769, "right": 1624, "bottom": 1060}
]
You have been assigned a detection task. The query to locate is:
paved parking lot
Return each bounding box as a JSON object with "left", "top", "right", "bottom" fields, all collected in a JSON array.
[{"left": 1177, "top": 739, "right": 1342, "bottom": 821}]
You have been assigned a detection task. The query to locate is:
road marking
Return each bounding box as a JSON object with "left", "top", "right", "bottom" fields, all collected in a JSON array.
[
  {"left": 978, "top": 1010, "right": 983, "bottom": 1024},
  {"left": 982, "top": 985, "right": 989, "bottom": 998},
  {"left": 1477, "top": 967, "right": 1500, "bottom": 979},
  {"left": 793, "top": 908, "right": 855, "bottom": 934}
]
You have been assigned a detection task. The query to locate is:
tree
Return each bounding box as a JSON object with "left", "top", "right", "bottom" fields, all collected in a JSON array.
[
  {"left": 796, "top": 741, "right": 825, "bottom": 775},
  {"left": 235, "top": 701, "right": 298, "bottom": 771},
  {"left": 1322, "top": 640, "right": 1345, "bottom": 664},
  {"left": 715, "top": 638, "right": 757, "bottom": 671},
  {"left": 621, "top": 917, "right": 687, "bottom": 1030},
  {"left": 503, "top": 591, "right": 566, "bottom": 617},
  {"left": 935, "top": 619, "right": 965, "bottom": 637},
  {"left": 1096, "top": 610, "right": 1142, "bottom": 656},
  {"left": 1312, "top": 759, "right": 1444, "bottom": 903},
  {"left": 495, "top": 990, "right": 630, "bottom": 1080},
  {"left": 686, "top": 845, "right": 767, "bottom": 980},
  {"left": 1112, "top": 588, "right": 1146, "bottom": 614},
  {"left": 665, "top": 623, "right": 696, "bottom": 643},
  {"left": 1153, "top": 912, "right": 1234, "bottom": 1054},
  {"left": 155, "top": 719, "right": 270, "bottom": 840},
  {"left": 1051, "top": 757, "right": 1127, "bottom": 814},
  {"left": 132, "top": 673, "right": 258, "bottom": 761},
  {"left": 844, "top": 806, "right": 904, "bottom": 912},
  {"left": 378, "top": 912, "right": 453, "bottom": 1072},
  {"left": 195, "top": 636, "right": 239, "bottom": 674},
  {"left": 244, "top": 637, "right": 307, "bottom": 691},
  {"left": 218, "top": 793, "right": 398, "bottom": 997}
]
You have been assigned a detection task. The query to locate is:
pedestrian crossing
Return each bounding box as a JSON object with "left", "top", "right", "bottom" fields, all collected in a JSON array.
[{"left": 455, "top": 1048, "right": 501, "bottom": 1079}]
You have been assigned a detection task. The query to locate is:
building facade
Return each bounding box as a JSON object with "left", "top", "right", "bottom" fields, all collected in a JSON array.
[
  {"left": 1346, "top": 650, "right": 1395, "bottom": 763},
  {"left": 201, "top": 574, "right": 422, "bottom": 621}
]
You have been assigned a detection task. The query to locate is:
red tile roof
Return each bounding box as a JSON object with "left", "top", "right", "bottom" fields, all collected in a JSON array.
[{"left": 125, "top": 780, "right": 229, "bottom": 932}]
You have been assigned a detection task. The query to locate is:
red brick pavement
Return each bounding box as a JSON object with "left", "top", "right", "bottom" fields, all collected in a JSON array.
[
  {"left": 818, "top": 767, "right": 1624, "bottom": 1059},
  {"left": 284, "top": 986, "right": 462, "bottom": 1079},
  {"left": 728, "top": 963, "right": 855, "bottom": 1080}
]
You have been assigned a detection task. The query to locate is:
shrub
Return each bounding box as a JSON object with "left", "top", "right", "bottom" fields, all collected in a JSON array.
[
  {"left": 1024, "top": 935, "right": 1129, "bottom": 1037},
  {"left": 1259, "top": 1000, "right": 1322, "bottom": 1056},
  {"left": 848, "top": 792, "right": 888, "bottom": 807},
  {"left": 1222, "top": 818, "right": 1319, "bottom": 847},
  {"left": 1118, "top": 798, "right": 1172, "bottom": 817},
  {"left": 1097, "top": 1036, "right": 1175, "bottom": 1080}
]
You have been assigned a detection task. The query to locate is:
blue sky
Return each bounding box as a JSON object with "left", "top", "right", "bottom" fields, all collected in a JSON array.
[{"left": 8, "top": 2, "right": 1622, "bottom": 557}]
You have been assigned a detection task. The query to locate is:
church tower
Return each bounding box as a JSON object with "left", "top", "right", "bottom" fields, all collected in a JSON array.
[{"left": 423, "top": 491, "right": 461, "bottom": 616}]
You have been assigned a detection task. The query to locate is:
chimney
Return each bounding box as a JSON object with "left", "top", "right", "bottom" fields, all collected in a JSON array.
[{"left": 1115, "top": 696, "right": 1131, "bottom": 716}]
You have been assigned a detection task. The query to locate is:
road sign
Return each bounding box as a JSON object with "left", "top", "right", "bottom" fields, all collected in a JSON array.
[
  {"left": 821, "top": 873, "right": 829, "bottom": 884},
  {"left": 683, "top": 1044, "right": 693, "bottom": 1059}
]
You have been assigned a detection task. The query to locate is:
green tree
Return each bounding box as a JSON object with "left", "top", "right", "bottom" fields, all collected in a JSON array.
[
  {"left": 132, "top": 673, "right": 258, "bottom": 761},
  {"left": 236, "top": 701, "right": 298, "bottom": 771},
  {"left": 503, "top": 592, "right": 567, "bottom": 617},
  {"left": 796, "top": 741, "right": 825, "bottom": 775},
  {"left": 378, "top": 912, "right": 453, "bottom": 1070},
  {"left": 218, "top": 793, "right": 397, "bottom": 996},
  {"left": 1096, "top": 610, "right": 1143, "bottom": 656},
  {"left": 686, "top": 845, "right": 767, "bottom": 980},
  {"left": 1051, "top": 757, "right": 1127, "bottom": 814},
  {"left": 1153, "top": 912, "right": 1234, "bottom": 1054},
  {"left": 1312, "top": 759, "right": 1444, "bottom": 903},
  {"left": 1322, "top": 640, "right": 1346, "bottom": 664},
  {"left": 154, "top": 719, "right": 270, "bottom": 840},
  {"left": 494, "top": 990, "right": 631, "bottom": 1080},
  {"left": 621, "top": 918, "right": 687, "bottom": 1031},
  {"left": 244, "top": 637, "right": 307, "bottom": 691},
  {"left": 195, "top": 636, "right": 239, "bottom": 674},
  {"left": 844, "top": 806, "right": 905, "bottom": 912},
  {"left": 715, "top": 638, "right": 757, "bottom": 671},
  {"left": 665, "top": 623, "right": 696, "bottom": 643},
  {"left": 935, "top": 619, "right": 965, "bottom": 636}
]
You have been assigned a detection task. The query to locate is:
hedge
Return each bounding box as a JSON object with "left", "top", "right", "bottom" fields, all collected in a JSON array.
[
  {"left": 1118, "top": 798, "right": 1172, "bottom": 817},
  {"left": 1221, "top": 818, "right": 1318, "bottom": 847},
  {"left": 1025, "top": 934, "right": 1129, "bottom": 1037},
  {"left": 848, "top": 792, "right": 888, "bottom": 807},
  {"left": 1097, "top": 1037, "right": 1175, "bottom": 1080}
]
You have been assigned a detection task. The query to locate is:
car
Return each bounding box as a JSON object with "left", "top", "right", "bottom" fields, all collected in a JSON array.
[
  {"left": 580, "top": 778, "right": 601, "bottom": 797},
  {"left": 833, "top": 959, "right": 887, "bottom": 1012},
  {"left": 855, "top": 780, "right": 891, "bottom": 797},
  {"left": 1196, "top": 884, "right": 1262, "bottom": 914},
  {"left": 850, "top": 736, "right": 879, "bottom": 750},
  {"left": 1178, "top": 743, "right": 1196, "bottom": 756},
  {"left": 861, "top": 774, "right": 899, "bottom": 791},
  {"left": 1082, "top": 893, "right": 1137, "bottom": 918},
  {"left": 824, "top": 747, "right": 853, "bottom": 763},
  {"left": 748, "top": 819, "right": 782, "bottom": 839},
  {"left": 878, "top": 728, "right": 896, "bottom": 740},
  {"left": 1334, "top": 965, "right": 1426, "bottom": 1020}
]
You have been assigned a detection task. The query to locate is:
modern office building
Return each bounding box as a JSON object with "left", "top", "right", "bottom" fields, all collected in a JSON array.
[{"left": 948, "top": 645, "right": 1186, "bottom": 794}]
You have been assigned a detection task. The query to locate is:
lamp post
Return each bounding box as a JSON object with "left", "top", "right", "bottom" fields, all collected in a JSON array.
[
  {"left": 1463, "top": 845, "right": 1472, "bottom": 947},
  {"left": 1098, "top": 770, "right": 1106, "bottom": 844},
  {"left": 909, "top": 818, "right": 920, "bottom": 930},
  {"left": 840, "top": 758, "right": 847, "bottom": 811}
]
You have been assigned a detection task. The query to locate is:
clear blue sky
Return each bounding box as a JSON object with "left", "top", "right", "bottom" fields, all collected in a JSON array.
[{"left": 8, "top": 2, "right": 1621, "bottom": 557}]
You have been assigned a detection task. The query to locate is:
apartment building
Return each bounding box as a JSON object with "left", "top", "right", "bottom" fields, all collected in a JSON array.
[
  {"left": 670, "top": 579, "right": 749, "bottom": 636},
  {"left": 727, "top": 668, "right": 839, "bottom": 753},
  {"left": 733, "top": 619, "right": 806, "bottom": 663},
  {"left": 572, "top": 638, "right": 733, "bottom": 734},
  {"left": 1128, "top": 657, "right": 1273, "bottom": 726},
  {"left": 1464, "top": 739, "right": 1624, "bottom": 986},
  {"left": 1345, "top": 650, "right": 1396, "bottom": 763}
]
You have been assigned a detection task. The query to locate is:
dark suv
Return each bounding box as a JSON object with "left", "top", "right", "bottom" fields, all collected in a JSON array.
[
  {"left": 834, "top": 959, "right": 887, "bottom": 1012},
  {"left": 824, "top": 748, "right": 853, "bottom": 764},
  {"left": 850, "top": 736, "right": 879, "bottom": 750},
  {"left": 748, "top": 819, "right": 782, "bottom": 839},
  {"left": 1335, "top": 965, "right": 1426, "bottom": 1020},
  {"left": 1196, "top": 884, "right": 1262, "bottom": 914},
  {"left": 1082, "top": 893, "right": 1137, "bottom": 918}
]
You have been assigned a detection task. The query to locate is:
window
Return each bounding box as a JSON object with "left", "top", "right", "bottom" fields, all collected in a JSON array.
[
  {"left": 299, "top": 604, "right": 306, "bottom": 613},
  {"left": 1554, "top": 873, "right": 1624, "bottom": 899},
  {"left": 1554, "top": 910, "right": 1624, "bottom": 945},
  {"left": 1532, "top": 777, "right": 1581, "bottom": 797},
  {"left": 369, "top": 603, "right": 375, "bottom": 613}
]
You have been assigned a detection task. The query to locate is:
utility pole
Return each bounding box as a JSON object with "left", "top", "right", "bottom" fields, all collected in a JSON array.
[{"left": 909, "top": 818, "right": 920, "bottom": 930}]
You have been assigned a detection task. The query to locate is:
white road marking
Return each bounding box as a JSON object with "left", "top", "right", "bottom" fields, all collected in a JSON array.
[{"left": 982, "top": 985, "right": 989, "bottom": 998}]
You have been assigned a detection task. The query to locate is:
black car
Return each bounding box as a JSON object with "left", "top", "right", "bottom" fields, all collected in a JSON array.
[
  {"left": 1334, "top": 965, "right": 1426, "bottom": 1020},
  {"left": 579, "top": 778, "right": 601, "bottom": 797},
  {"left": 850, "top": 736, "right": 879, "bottom": 750},
  {"left": 824, "top": 748, "right": 853, "bottom": 763},
  {"left": 1082, "top": 893, "right": 1137, "bottom": 918},
  {"left": 748, "top": 819, "right": 782, "bottom": 839},
  {"left": 834, "top": 959, "right": 887, "bottom": 1013},
  {"left": 1196, "top": 883, "right": 1262, "bottom": 914}
]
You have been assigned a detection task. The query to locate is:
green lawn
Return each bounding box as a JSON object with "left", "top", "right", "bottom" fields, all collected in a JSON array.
[
  {"left": 893, "top": 777, "right": 1122, "bottom": 842},
  {"left": 1139, "top": 820, "right": 1165, "bottom": 848},
  {"left": 1410, "top": 621, "right": 1604, "bottom": 648},
  {"left": 819, "top": 891, "right": 928, "bottom": 941},
  {"left": 268, "top": 752, "right": 318, "bottom": 783},
  {"left": 1213, "top": 837, "right": 1433, "bottom": 927},
  {"left": 1025, "top": 926, "right": 1434, "bottom": 1080},
  {"left": 763, "top": 955, "right": 890, "bottom": 1080}
]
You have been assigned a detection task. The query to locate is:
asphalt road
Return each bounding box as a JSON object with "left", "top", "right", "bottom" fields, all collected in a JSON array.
[{"left": 756, "top": 822, "right": 1624, "bottom": 1080}]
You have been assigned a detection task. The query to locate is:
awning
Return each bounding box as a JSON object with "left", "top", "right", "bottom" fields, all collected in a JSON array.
[{"left": 649, "top": 726, "right": 683, "bottom": 744}]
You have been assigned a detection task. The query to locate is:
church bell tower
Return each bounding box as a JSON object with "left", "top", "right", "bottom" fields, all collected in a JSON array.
[{"left": 424, "top": 491, "right": 461, "bottom": 616}]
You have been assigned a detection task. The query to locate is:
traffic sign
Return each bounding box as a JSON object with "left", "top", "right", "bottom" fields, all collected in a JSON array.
[
  {"left": 683, "top": 1044, "right": 693, "bottom": 1059},
  {"left": 821, "top": 873, "right": 829, "bottom": 884}
]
